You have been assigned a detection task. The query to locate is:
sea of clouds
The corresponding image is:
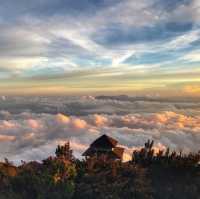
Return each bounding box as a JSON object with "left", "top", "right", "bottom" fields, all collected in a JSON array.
[{"left": 0, "top": 95, "right": 200, "bottom": 164}]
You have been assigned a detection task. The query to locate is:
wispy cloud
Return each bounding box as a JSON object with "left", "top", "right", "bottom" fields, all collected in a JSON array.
[{"left": 0, "top": 0, "right": 199, "bottom": 94}]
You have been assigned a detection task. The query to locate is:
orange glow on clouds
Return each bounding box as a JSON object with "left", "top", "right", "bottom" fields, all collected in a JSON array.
[
  {"left": 93, "top": 114, "right": 108, "bottom": 126},
  {"left": 72, "top": 118, "right": 87, "bottom": 129},
  {"left": 27, "top": 119, "right": 40, "bottom": 129},
  {"left": 0, "top": 134, "right": 16, "bottom": 141},
  {"left": 56, "top": 113, "right": 70, "bottom": 124},
  {"left": 184, "top": 85, "right": 200, "bottom": 95}
]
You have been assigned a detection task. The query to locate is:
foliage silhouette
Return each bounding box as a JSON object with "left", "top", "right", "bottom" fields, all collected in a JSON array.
[{"left": 0, "top": 140, "right": 200, "bottom": 199}]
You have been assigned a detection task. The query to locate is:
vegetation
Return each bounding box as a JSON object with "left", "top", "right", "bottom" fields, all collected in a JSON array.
[{"left": 0, "top": 140, "right": 200, "bottom": 199}]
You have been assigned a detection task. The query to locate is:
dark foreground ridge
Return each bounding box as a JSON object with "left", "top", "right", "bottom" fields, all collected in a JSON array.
[{"left": 1, "top": 135, "right": 200, "bottom": 199}]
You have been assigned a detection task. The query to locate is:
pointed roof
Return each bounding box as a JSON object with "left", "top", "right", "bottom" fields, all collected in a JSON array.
[
  {"left": 82, "top": 135, "right": 124, "bottom": 160},
  {"left": 82, "top": 147, "right": 94, "bottom": 157},
  {"left": 82, "top": 134, "right": 118, "bottom": 156},
  {"left": 90, "top": 134, "right": 118, "bottom": 149}
]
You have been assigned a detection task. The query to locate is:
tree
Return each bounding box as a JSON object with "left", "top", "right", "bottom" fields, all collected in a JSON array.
[{"left": 55, "top": 142, "right": 73, "bottom": 161}]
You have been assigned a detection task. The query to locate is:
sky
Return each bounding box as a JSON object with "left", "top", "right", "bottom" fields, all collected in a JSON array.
[{"left": 0, "top": 0, "right": 200, "bottom": 96}]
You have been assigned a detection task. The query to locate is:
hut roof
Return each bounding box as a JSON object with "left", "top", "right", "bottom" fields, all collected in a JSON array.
[
  {"left": 90, "top": 134, "right": 118, "bottom": 149},
  {"left": 82, "top": 135, "right": 124, "bottom": 159},
  {"left": 82, "top": 147, "right": 95, "bottom": 156}
]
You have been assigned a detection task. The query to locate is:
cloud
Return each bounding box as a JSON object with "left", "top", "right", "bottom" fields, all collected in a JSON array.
[
  {"left": 182, "top": 50, "right": 200, "bottom": 62},
  {"left": 91, "top": 114, "right": 108, "bottom": 127},
  {"left": 94, "top": 22, "right": 193, "bottom": 46},
  {"left": 0, "top": 134, "right": 15, "bottom": 141},
  {"left": 1, "top": 95, "right": 200, "bottom": 117},
  {"left": 183, "top": 85, "right": 200, "bottom": 94},
  {"left": 0, "top": 104, "right": 200, "bottom": 164},
  {"left": 56, "top": 113, "right": 70, "bottom": 124},
  {"left": 0, "top": 0, "right": 199, "bottom": 83},
  {"left": 71, "top": 118, "right": 87, "bottom": 129}
]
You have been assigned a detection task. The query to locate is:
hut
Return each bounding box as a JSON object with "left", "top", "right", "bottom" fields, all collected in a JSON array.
[{"left": 82, "top": 134, "right": 124, "bottom": 161}]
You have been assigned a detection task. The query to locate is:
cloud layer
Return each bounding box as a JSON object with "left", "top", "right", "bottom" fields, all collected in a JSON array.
[{"left": 1, "top": 96, "right": 200, "bottom": 164}]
